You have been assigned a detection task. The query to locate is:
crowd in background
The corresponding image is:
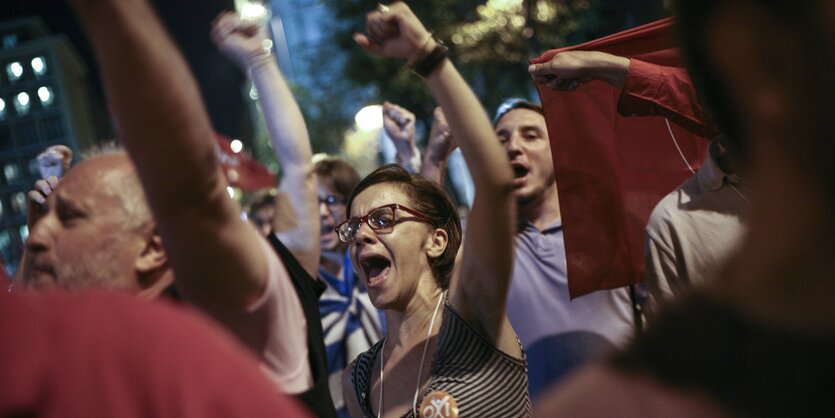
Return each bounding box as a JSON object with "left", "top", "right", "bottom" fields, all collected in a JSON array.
[{"left": 2, "top": 0, "right": 833, "bottom": 417}]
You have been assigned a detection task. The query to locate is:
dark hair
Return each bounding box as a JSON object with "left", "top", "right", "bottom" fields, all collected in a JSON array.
[
  {"left": 314, "top": 156, "right": 361, "bottom": 198},
  {"left": 675, "top": 0, "right": 745, "bottom": 160},
  {"left": 346, "top": 164, "right": 462, "bottom": 289},
  {"left": 493, "top": 98, "right": 543, "bottom": 126},
  {"left": 248, "top": 190, "right": 276, "bottom": 216}
]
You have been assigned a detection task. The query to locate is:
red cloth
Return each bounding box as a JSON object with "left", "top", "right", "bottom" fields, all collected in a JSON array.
[
  {"left": 531, "top": 18, "right": 710, "bottom": 298},
  {"left": 0, "top": 291, "right": 311, "bottom": 418},
  {"left": 215, "top": 133, "right": 276, "bottom": 191}
]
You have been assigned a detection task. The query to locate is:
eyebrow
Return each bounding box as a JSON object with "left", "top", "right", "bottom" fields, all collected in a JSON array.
[
  {"left": 53, "top": 193, "right": 86, "bottom": 214},
  {"left": 496, "top": 124, "right": 545, "bottom": 136}
]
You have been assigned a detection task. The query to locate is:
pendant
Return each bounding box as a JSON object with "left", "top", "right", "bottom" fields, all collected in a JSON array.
[{"left": 419, "top": 390, "right": 458, "bottom": 418}]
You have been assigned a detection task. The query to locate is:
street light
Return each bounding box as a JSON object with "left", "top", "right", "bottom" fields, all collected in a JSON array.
[{"left": 355, "top": 104, "right": 383, "bottom": 131}]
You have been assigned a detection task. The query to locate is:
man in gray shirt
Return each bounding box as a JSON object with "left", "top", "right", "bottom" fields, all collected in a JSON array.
[{"left": 494, "top": 99, "right": 635, "bottom": 398}]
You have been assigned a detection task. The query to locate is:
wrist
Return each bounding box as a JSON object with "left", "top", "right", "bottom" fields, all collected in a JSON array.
[
  {"left": 407, "top": 35, "right": 435, "bottom": 66},
  {"left": 244, "top": 41, "right": 275, "bottom": 72},
  {"left": 590, "top": 52, "right": 629, "bottom": 87},
  {"left": 410, "top": 39, "right": 448, "bottom": 78}
]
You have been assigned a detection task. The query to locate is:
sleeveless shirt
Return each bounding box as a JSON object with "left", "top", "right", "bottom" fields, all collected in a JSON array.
[{"left": 351, "top": 303, "right": 532, "bottom": 417}]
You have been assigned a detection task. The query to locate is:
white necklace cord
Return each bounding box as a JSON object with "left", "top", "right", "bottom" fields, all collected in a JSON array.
[
  {"left": 665, "top": 119, "right": 750, "bottom": 204},
  {"left": 665, "top": 118, "right": 697, "bottom": 176},
  {"left": 378, "top": 291, "right": 445, "bottom": 418}
]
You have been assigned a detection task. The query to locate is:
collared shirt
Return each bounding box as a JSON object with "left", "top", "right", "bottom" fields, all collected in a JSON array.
[
  {"left": 506, "top": 219, "right": 635, "bottom": 398},
  {"left": 644, "top": 139, "right": 748, "bottom": 306}
]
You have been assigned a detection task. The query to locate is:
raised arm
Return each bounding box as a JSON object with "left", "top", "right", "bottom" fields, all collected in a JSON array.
[
  {"left": 419, "top": 106, "right": 456, "bottom": 184},
  {"left": 529, "top": 50, "right": 717, "bottom": 136},
  {"left": 212, "top": 12, "right": 320, "bottom": 277},
  {"left": 70, "top": 0, "right": 266, "bottom": 310},
  {"left": 382, "top": 101, "right": 421, "bottom": 173},
  {"left": 355, "top": 2, "right": 518, "bottom": 352}
]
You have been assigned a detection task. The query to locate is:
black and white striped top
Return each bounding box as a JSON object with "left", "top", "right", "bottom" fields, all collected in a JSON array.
[{"left": 350, "top": 303, "right": 532, "bottom": 417}]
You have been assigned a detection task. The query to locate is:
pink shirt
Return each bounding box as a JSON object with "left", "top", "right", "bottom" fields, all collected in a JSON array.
[{"left": 207, "top": 236, "right": 312, "bottom": 394}]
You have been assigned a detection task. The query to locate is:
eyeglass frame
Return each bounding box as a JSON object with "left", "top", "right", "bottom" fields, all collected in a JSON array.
[{"left": 335, "top": 203, "right": 433, "bottom": 243}]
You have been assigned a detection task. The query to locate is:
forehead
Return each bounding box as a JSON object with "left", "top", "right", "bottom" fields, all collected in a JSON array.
[
  {"left": 55, "top": 155, "right": 132, "bottom": 209},
  {"left": 316, "top": 179, "right": 340, "bottom": 196},
  {"left": 350, "top": 183, "right": 411, "bottom": 217},
  {"left": 494, "top": 108, "right": 547, "bottom": 133}
]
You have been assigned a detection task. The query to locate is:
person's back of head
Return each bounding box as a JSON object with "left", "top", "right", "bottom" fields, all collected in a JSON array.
[
  {"left": 0, "top": 290, "right": 310, "bottom": 417},
  {"left": 676, "top": 0, "right": 835, "bottom": 197}
]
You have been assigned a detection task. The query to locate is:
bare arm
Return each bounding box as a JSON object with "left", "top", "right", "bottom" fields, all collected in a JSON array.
[
  {"left": 70, "top": 0, "right": 266, "bottom": 310},
  {"left": 355, "top": 2, "right": 518, "bottom": 354},
  {"left": 382, "top": 101, "right": 421, "bottom": 173},
  {"left": 212, "top": 12, "right": 319, "bottom": 277}
]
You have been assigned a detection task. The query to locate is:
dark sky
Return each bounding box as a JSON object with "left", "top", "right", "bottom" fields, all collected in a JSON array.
[{"left": 1, "top": 0, "right": 249, "bottom": 139}]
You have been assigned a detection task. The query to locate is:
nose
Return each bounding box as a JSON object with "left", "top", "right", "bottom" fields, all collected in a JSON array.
[
  {"left": 505, "top": 132, "right": 522, "bottom": 157},
  {"left": 25, "top": 214, "right": 55, "bottom": 254},
  {"left": 319, "top": 200, "right": 330, "bottom": 218},
  {"left": 353, "top": 220, "right": 377, "bottom": 245}
]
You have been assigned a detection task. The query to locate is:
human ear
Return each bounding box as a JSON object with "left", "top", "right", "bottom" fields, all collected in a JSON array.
[
  {"left": 425, "top": 227, "right": 449, "bottom": 259},
  {"left": 135, "top": 227, "right": 173, "bottom": 298}
]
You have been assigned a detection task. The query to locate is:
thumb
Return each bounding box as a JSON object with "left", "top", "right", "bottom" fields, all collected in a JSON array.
[
  {"left": 528, "top": 64, "right": 540, "bottom": 75},
  {"left": 353, "top": 33, "right": 381, "bottom": 54}
]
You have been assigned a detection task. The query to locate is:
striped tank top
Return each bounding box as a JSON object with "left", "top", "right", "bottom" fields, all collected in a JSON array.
[{"left": 350, "top": 303, "right": 532, "bottom": 417}]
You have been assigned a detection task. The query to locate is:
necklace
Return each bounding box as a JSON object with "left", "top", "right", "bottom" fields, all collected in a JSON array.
[{"left": 377, "top": 291, "right": 445, "bottom": 418}]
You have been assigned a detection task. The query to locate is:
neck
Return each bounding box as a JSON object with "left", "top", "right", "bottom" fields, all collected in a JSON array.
[
  {"left": 710, "top": 141, "right": 835, "bottom": 333},
  {"left": 518, "top": 182, "right": 561, "bottom": 230},
  {"left": 384, "top": 286, "right": 444, "bottom": 348}
]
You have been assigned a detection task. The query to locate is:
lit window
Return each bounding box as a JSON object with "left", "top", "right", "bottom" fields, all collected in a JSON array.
[
  {"left": 0, "top": 98, "right": 5, "bottom": 119},
  {"left": 19, "top": 225, "right": 28, "bottom": 241},
  {"left": 2, "top": 35, "right": 17, "bottom": 49},
  {"left": 31, "top": 57, "right": 47, "bottom": 76},
  {"left": 3, "top": 163, "right": 18, "bottom": 183},
  {"left": 37, "top": 86, "right": 53, "bottom": 107},
  {"left": 11, "top": 191, "right": 26, "bottom": 213},
  {"left": 7, "top": 62, "right": 23, "bottom": 82},
  {"left": 14, "top": 92, "right": 30, "bottom": 114}
]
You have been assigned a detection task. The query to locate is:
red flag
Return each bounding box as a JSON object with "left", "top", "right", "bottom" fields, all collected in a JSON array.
[
  {"left": 532, "top": 18, "right": 710, "bottom": 298},
  {"left": 214, "top": 133, "right": 276, "bottom": 192}
]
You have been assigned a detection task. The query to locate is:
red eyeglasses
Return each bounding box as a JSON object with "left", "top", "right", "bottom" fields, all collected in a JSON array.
[{"left": 336, "top": 203, "right": 432, "bottom": 243}]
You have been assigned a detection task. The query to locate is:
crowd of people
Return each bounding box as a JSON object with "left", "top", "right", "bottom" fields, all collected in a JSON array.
[{"left": 2, "top": 0, "right": 833, "bottom": 417}]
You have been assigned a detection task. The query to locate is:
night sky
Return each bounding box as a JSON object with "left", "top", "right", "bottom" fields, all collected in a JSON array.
[{"left": 1, "top": 0, "right": 250, "bottom": 140}]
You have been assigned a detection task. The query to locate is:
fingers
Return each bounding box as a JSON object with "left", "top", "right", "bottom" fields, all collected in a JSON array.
[
  {"left": 383, "top": 101, "right": 413, "bottom": 128},
  {"left": 30, "top": 178, "right": 57, "bottom": 205},
  {"left": 530, "top": 64, "right": 583, "bottom": 91},
  {"left": 528, "top": 63, "right": 547, "bottom": 77},
  {"left": 211, "top": 11, "right": 259, "bottom": 43},
  {"left": 353, "top": 33, "right": 381, "bottom": 54},
  {"left": 28, "top": 190, "right": 46, "bottom": 205},
  {"left": 45, "top": 175, "right": 59, "bottom": 189}
]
